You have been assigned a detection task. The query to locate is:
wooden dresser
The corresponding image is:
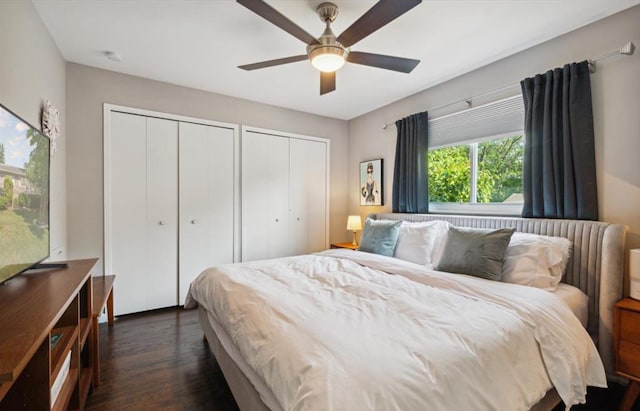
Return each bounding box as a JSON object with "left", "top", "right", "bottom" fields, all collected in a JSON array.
[{"left": 0, "top": 259, "right": 98, "bottom": 411}]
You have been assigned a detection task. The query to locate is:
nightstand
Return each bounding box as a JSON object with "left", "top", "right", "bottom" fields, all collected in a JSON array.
[
  {"left": 330, "top": 242, "right": 359, "bottom": 250},
  {"left": 615, "top": 298, "right": 640, "bottom": 410}
]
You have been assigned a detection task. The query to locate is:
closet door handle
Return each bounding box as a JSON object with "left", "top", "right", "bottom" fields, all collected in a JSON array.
[
  {"left": 191, "top": 219, "right": 197, "bottom": 224},
  {"left": 158, "top": 220, "right": 166, "bottom": 226},
  {"left": 275, "top": 218, "right": 279, "bottom": 222}
]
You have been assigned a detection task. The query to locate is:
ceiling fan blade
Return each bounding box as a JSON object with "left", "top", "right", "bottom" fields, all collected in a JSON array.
[
  {"left": 238, "top": 55, "right": 308, "bottom": 71},
  {"left": 336, "top": 0, "right": 421, "bottom": 48},
  {"left": 237, "top": 0, "right": 320, "bottom": 45},
  {"left": 347, "top": 51, "right": 420, "bottom": 73},
  {"left": 320, "top": 72, "right": 336, "bottom": 95}
]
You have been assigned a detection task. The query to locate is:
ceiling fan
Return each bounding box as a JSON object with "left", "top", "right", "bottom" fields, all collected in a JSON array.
[{"left": 237, "top": 0, "right": 422, "bottom": 95}]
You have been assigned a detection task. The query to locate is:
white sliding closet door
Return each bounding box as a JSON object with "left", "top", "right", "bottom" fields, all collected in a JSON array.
[
  {"left": 242, "top": 128, "right": 329, "bottom": 261},
  {"left": 267, "top": 136, "right": 291, "bottom": 259},
  {"left": 178, "top": 122, "right": 235, "bottom": 305},
  {"left": 109, "top": 113, "right": 147, "bottom": 316},
  {"left": 109, "top": 113, "right": 178, "bottom": 315},
  {"left": 242, "top": 131, "right": 290, "bottom": 261},
  {"left": 106, "top": 105, "right": 238, "bottom": 316},
  {"left": 289, "top": 138, "right": 327, "bottom": 255}
]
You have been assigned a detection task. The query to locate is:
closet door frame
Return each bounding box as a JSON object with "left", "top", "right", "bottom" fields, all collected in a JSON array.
[
  {"left": 103, "top": 104, "right": 240, "bottom": 279},
  {"left": 240, "top": 125, "right": 330, "bottom": 260}
]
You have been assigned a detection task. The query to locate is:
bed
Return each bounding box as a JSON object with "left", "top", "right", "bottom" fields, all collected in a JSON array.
[{"left": 185, "top": 213, "right": 627, "bottom": 411}]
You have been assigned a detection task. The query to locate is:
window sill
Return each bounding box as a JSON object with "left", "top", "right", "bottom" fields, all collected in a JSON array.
[{"left": 429, "top": 202, "right": 523, "bottom": 216}]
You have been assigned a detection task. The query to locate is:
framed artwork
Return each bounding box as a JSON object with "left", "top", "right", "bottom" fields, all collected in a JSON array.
[{"left": 360, "top": 159, "right": 383, "bottom": 206}]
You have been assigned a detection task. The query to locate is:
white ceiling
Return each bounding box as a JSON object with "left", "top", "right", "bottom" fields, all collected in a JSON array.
[{"left": 33, "top": 0, "right": 639, "bottom": 120}]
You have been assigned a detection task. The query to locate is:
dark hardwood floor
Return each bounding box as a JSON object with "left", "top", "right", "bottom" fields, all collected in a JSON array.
[
  {"left": 86, "top": 307, "right": 633, "bottom": 411},
  {"left": 85, "top": 307, "right": 239, "bottom": 411}
]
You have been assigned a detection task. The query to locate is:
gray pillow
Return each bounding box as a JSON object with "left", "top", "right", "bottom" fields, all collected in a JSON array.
[
  {"left": 358, "top": 219, "right": 402, "bottom": 257},
  {"left": 435, "top": 226, "right": 515, "bottom": 281}
]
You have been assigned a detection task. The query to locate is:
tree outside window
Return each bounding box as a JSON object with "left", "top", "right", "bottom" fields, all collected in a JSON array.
[{"left": 428, "top": 134, "right": 523, "bottom": 205}]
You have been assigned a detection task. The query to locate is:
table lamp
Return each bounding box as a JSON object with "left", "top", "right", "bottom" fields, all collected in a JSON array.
[
  {"left": 631, "top": 249, "right": 640, "bottom": 300},
  {"left": 347, "top": 215, "right": 363, "bottom": 246}
]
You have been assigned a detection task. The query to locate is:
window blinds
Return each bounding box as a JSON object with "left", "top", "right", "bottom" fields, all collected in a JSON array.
[{"left": 428, "top": 94, "right": 524, "bottom": 148}]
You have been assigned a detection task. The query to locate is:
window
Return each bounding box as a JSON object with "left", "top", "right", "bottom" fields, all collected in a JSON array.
[
  {"left": 427, "top": 95, "right": 524, "bottom": 215},
  {"left": 428, "top": 134, "right": 523, "bottom": 213}
]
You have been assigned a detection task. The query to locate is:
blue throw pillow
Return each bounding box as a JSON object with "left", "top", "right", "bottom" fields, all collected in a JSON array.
[{"left": 358, "top": 219, "right": 402, "bottom": 257}]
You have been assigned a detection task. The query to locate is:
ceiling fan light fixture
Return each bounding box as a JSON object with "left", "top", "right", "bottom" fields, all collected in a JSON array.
[
  {"left": 237, "top": 0, "right": 422, "bottom": 93},
  {"left": 309, "top": 45, "right": 348, "bottom": 72}
]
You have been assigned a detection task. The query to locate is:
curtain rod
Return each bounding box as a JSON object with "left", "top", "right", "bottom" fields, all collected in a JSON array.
[
  {"left": 382, "top": 41, "right": 635, "bottom": 130},
  {"left": 588, "top": 41, "right": 635, "bottom": 72}
]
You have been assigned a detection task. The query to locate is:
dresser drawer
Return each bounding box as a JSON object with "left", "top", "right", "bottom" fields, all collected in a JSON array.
[
  {"left": 620, "top": 309, "right": 640, "bottom": 343},
  {"left": 619, "top": 340, "right": 640, "bottom": 378}
]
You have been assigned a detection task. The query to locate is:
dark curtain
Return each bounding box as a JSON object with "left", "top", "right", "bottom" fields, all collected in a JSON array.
[
  {"left": 392, "top": 111, "right": 429, "bottom": 213},
  {"left": 520, "top": 60, "right": 598, "bottom": 220}
]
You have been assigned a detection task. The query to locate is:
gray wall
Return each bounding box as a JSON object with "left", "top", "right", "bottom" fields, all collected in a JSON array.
[
  {"left": 0, "top": 0, "right": 67, "bottom": 259},
  {"left": 66, "top": 63, "right": 349, "bottom": 274},
  {"left": 348, "top": 5, "right": 640, "bottom": 284}
]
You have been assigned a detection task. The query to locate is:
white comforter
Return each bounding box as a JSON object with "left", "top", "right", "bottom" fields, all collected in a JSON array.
[{"left": 185, "top": 249, "right": 606, "bottom": 411}]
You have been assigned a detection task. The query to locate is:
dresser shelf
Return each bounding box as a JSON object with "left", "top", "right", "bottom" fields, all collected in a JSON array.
[{"left": 0, "top": 258, "right": 98, "bottom": 411}]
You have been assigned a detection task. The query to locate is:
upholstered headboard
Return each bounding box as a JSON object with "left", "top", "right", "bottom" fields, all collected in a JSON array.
[{"left": 369, "top": 213, "right": 628, "bottom": 377}]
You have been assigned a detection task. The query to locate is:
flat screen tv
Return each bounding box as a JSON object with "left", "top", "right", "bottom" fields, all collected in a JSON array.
[{"left": 0, "top": 103, "right": 50, "bottom": 284}]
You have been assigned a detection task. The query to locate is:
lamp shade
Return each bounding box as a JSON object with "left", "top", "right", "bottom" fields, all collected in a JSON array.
[
  {"left": 346, "top": 215, "right": 362, "bottom": 231},
  {"left": 309, "top": 45, "right": 348, "bottom": 73},
  {"left": 311, "top": 52, "right": 345, "bottom": 72},
  {"left": 630, "top": 249, "right": 640, "bottom": 299}
]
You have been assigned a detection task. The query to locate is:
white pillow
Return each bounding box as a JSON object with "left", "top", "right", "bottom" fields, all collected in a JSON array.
[
  {"left": 393, "top": 221, "right": 449, "bottom": 267},
  {"left": 501, "top": 232, "right": 572, "bottom": 291}
]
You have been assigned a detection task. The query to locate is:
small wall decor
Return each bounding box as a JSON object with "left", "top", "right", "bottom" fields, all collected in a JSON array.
[
  {"left": 42, "top": 99, "right": 61, "bottom": 155},
  {"left": 360, "top": 158, "right": 383, "bottom": 206}
]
